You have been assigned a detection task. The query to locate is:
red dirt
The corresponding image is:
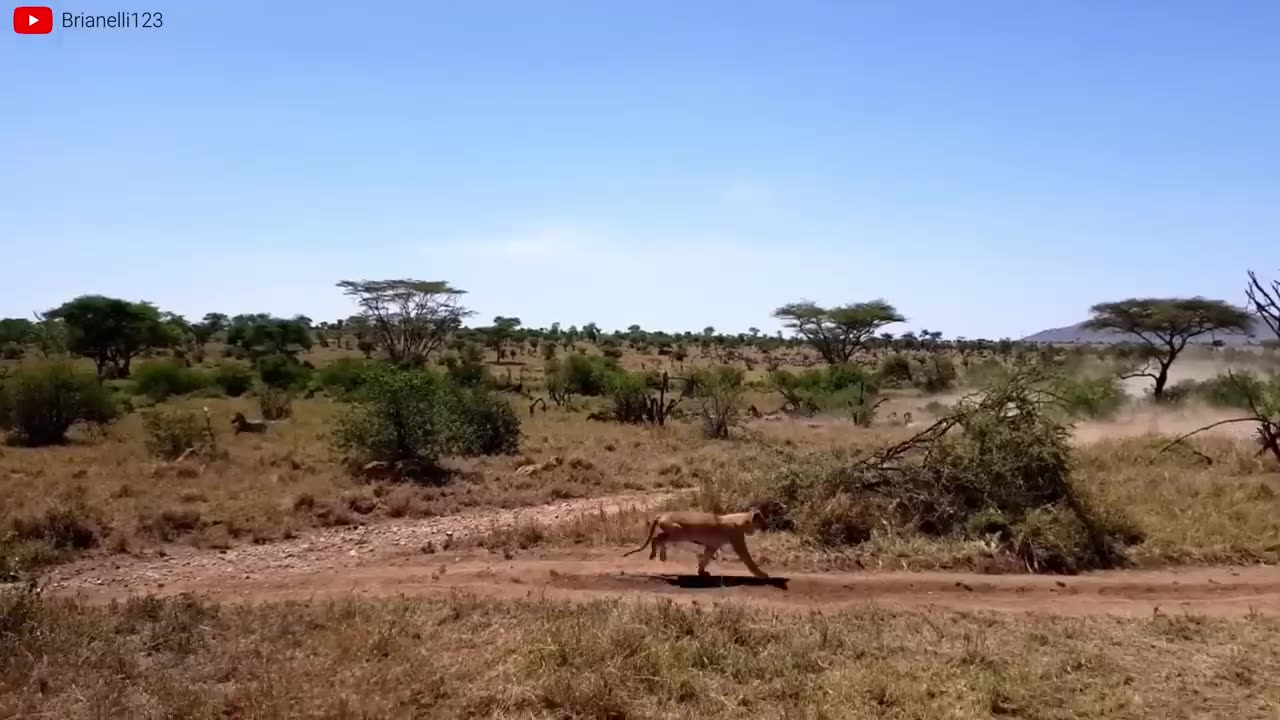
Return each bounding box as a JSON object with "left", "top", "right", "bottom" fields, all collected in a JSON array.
[{"left": 36, "top": 493, "right": 1280, "bottom": 618}]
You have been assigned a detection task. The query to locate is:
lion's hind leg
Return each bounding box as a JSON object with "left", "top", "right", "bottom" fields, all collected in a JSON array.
[{"left": 695, "top": 543, "right": 721, "bottom": 576}]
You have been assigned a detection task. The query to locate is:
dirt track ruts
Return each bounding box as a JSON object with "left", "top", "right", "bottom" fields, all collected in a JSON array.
[{"left": 32, "top": 492, "right": 1280, "bottom": 618}]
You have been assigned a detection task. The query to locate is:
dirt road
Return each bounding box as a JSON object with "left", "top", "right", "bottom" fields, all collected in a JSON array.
[{"left": 35, "top": 492, "right": 1280, "bottom": 619}]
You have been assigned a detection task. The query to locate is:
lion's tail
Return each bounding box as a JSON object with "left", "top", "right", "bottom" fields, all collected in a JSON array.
[{"left": 622, "top": 517, "right": 660, "bottom": 557}]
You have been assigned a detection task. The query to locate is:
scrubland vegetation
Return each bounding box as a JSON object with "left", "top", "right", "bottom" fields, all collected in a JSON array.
[{"left": 2, "top": 273, "right": 1280, "bottom": 716}]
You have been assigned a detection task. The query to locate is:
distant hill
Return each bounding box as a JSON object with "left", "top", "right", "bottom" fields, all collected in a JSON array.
[{"left": 1021, "top": 317, "right": 1272, "bottom": 346}]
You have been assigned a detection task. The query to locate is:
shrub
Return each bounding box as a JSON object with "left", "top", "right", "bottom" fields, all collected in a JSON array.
[
  {"left": 213, "top": 362, "right": 253, "bottom": 397},
  {"left": 1194, "top": 371, "right": 1268, "bottom": 409},
  {"left": 554, "top": 355, "right": 616, "bottom": 396},
  {"left": 1, "top": 343, "right": 22, "bottom": 360},
  {"left": 756, "top": 371, "right": 1129, "bottom": 572},
  {"left": 0, "top": 360, "right": 117, "bottom": 446},
  {"left": 443, "top": 342, "right": 489, "bottom": 388},
  {"left": 1051, "top": 373, "right": 1126, "bottom": 419},
  {"left": 334, "top": 367, "right": 446, "bottom": 466},
  {"left": 878, "top": 353, "right": 914, "bottom": 387},
  {"left": 768, "top": 364, "right": 880, "bottom": 416},
  {"left": 258, "top": 387, "right": 294, "bottom": 420},
  {"left": 132, "top": 360, "right": 213, "bottom": 401},
  {"left": 697, "top": 366, "right": 745, "bottom": 439},
  {"left": 607, "top": 371, "right": 652, "bottom": 424},
  {"left": 440, "top": 385, "right": 522, "bottom": 455},
  {"left": 255, "top": 353, "right": 312, "bottom": 390},
  {"left": 315, "top": 357, "right": 371, "bottom": 398},
  {"left": 912, "top": 355, "right": 958, "bottom": 393},
  {"left": 140, "top": 407, "right": 208, "bottom": 460},
  {"left": 332, "top": 366, "right": 523, "bottom": 470}
]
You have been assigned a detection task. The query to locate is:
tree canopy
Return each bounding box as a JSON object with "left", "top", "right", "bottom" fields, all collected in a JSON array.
[
  {"left": 773, "top": 299, "right": 905, "bottom": 365},
  {"left": 337, "top": 279, "right": 473, "bottom": 365},
  {"left": 46, "top": 295, "right": 178, "bottom": 379},
  {"left": 226, "top": 314, "right": 313, "bottom": 358},
  {"left": 1083, "top": 297, "right": 1252, "bottom": 399}
]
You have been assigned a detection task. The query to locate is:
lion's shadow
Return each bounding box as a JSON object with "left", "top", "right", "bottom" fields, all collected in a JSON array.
[{"left": 649, "top": 574, "right": 789, "bottom": 590}]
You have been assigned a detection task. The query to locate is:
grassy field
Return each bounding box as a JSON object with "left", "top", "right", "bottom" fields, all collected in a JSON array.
[
  {"left": 3, "top": 336, "right": 1280, "bottom": 718},
  {"left": 3, "top": 587, "right": 1278, "bottom": 719},
  {"left": 478, "top": 433, "right": 1280, "bottom": 572},
  {"left": 3, "top": 342, "right": 1279, "bottom": 575}
]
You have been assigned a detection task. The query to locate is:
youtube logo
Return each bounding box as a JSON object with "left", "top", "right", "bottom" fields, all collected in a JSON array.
[{"left": 13, "top": 6, "right": 53, "bottom": 34}]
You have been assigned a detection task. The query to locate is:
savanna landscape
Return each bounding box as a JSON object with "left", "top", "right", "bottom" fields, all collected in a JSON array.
[{"left": 2, "top": 274, "right": 1280, "bottom": 719}]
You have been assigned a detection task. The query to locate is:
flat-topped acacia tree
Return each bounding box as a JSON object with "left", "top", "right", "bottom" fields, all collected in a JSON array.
[
  {"left": 337, "top": 279, "right": 474, "bottom": 365},
  {"left": 773, "top": 299, "right": 905, "bottom": 365},
  {"left": 1083, "top": 297, "right": 1252, "bottom": 400}
]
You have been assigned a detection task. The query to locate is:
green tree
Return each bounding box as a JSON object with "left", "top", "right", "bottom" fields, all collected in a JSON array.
[
  {"left": 46, "top": 295, "right": 177, "bottom": 379},
  {"left": 773, "top": 299, "right": 905, "bottom": 365},
  {"left": 225, "top": 315, "right": 313, "bottom": 359},
  {"left": 192, "top": 312, "right": 229, "bottom": 347},
  {"left": 337, "top": 279, "right": 473, "bottom": 365},
  {"left": 0, "top": 318, "right": 35, "bottom": 345},
  {"left": 1084, "top": 297, "right": 1252, "bottom": 400}
]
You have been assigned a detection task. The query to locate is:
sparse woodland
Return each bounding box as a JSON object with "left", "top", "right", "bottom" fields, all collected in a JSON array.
[{"left": 2, "top": 273, "right": 1279, "bottom": 718}]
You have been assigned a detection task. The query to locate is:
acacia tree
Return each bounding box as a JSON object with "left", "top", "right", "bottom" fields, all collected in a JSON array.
[
  {"left": 1083, "top": 297, "right": 1252, "bottom": 400},
  {"left": 46, "top": 295, "right": 177, "bottom": 379},
  {"left": 773, "top": 299, "right": 905, "bottom": 365},
  {"left": 337, "top": 279, "right": 473, "bottom": 365}
]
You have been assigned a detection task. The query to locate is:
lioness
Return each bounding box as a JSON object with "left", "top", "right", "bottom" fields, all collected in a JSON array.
[
  {"left": 623, "top": 509, "right": 770, "bottom": 577},
  {"left": 230, "top": 412, "right": 269, "bottom": 434}
]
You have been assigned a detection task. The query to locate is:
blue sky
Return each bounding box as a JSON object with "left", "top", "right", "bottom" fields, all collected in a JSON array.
[{"left": 2, "top": 1, "right": 1277, "bottom": 340}]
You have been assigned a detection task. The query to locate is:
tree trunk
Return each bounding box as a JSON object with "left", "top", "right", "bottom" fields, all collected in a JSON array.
[{"left": 1152, "top": 363, "right": 1170, "bottom": 400}]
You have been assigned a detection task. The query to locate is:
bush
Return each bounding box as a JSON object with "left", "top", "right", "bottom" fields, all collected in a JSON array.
[
  {"left": 607, "top": 371, "right": 652, "bottom": 424},
  {"left": 443, "top": 343, "right": 490, "bottom": 388},
  {"left": 696, "top": 366, "right": 745, "bottom": 439},
  {"left": 258, "top": 387, "right": 294, "bottom": 420},
  {"left": 315, "top": 357, "right": 371, "bottom": 398},
  {"left": 878, "top": 354, "right": 914, "bottom": 387},
  {"left": 332, "top": 366, "right": 523, "bottom": 470},
  {"left": 912, "top": 355, "right": 958, "bottom": 393},
  {"left": 1053, "top": 373, "right": 1126, "bottom": 419},
  {"left": 768, "top": 364, "right": 880, "bottom": 416},
  {"left": 756, "top": 372, "right": 1129, "bottom": 572},
  {"left": 1, "top": 343, "right": 22, "bottom": 360},
  {"left": 213, "top": 362, "right": 253, "bottom": 397},
  {"left": 132, "top": 360, "right": 212, "bottom": 401},
  {"left": 0, "top": 361, "right": 117, "bottom": 446},
  {"left": 546, "top": 355, "right": 615, "bottom": 397},
  {"left": 334, "top": 367, "right": 447, "bottom": 467},
  {"left": 440, "top": 385, "right": 522, "bottom": 455},
  {"left": 255, "top": 353, "right": 312, "bottom": 390},
  {"left": 1192, "top": 371, "right": 1268, "bottom": 409},
  {"left": 140, "top": 407, "right": 208, "bottom": 460}
]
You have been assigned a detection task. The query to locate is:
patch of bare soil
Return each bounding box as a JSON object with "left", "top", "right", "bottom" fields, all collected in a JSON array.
[{"left": 39, "top": 491, "right": 679, "bottom": 594}]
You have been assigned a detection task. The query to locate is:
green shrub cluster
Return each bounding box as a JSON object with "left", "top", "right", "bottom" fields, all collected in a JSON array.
[
  {"left": 132, "top": 360, "right": 213, "bottom": 401},
  {"left": 332, "top": 365, "right": 521, "bottom": 470},
  {"left": 768, "top": 364, "right": 880, "bottom": 417},
  {"left": 0, "top": 361, "right": 117, "bottom": 446}
]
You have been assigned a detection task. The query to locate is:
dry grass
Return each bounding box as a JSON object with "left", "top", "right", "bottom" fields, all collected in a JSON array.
[
  {"left": 2, "top": 587, "right": 1278, "bottom": 719},
  {"left": 0, "top": 396, "right": 728, "bottom": 572},
  {"left": 476, "top": 432, "right": 1280, "bottom": 573},
  {"left": 4, "top": 343, "right": 1279, "bottom": 576}
]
